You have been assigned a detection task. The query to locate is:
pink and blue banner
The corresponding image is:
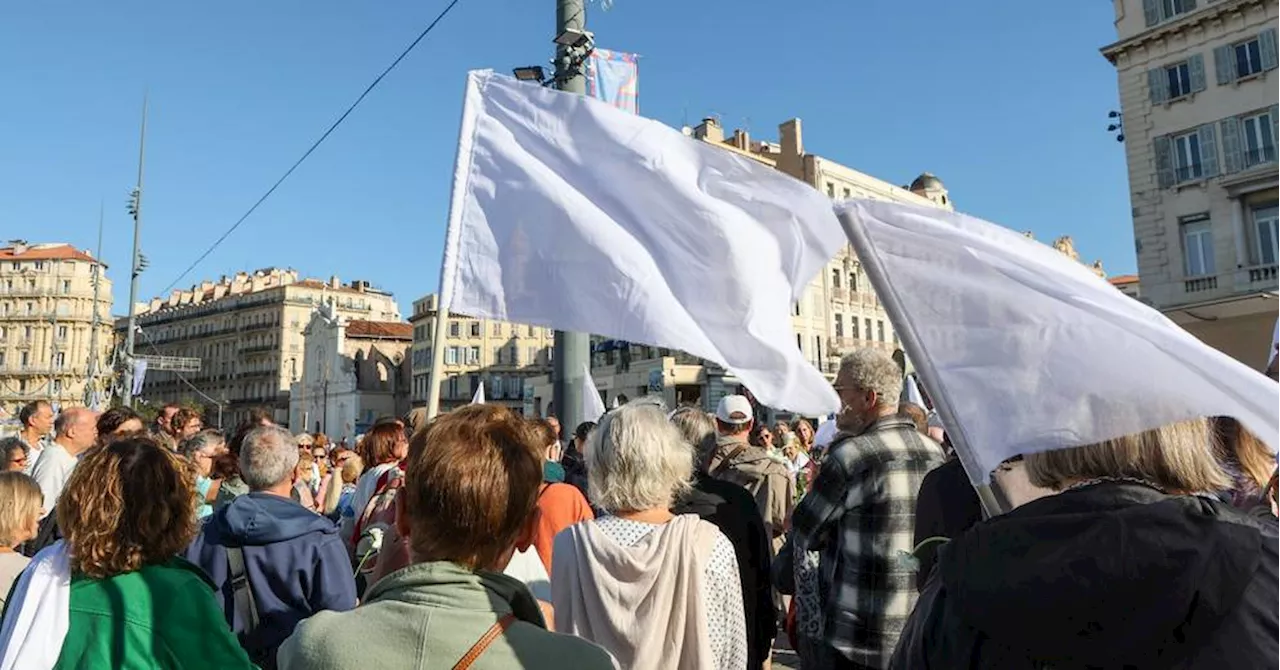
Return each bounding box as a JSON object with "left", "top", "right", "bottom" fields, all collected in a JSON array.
[{"left": 585, "top": 49, "right": 638, "bottom": 115}]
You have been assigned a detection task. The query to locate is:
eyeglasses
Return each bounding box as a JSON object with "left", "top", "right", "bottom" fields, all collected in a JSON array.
[{"left": 9, "top": 457, "right": 26, "bottom": 466}]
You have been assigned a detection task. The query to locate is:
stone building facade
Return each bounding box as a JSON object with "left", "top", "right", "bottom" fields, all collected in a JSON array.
[
  {"left": 287, "top": 303, "right": 412, "bottom": 439},
  {"left": 1103, "top": 0, "right": 1278, "bottom": 368},
  {"left": 0, "top": 241, "right": 113, "bottom": 414},
  {"left": 122, "top": 269, "right": 400, "bottom": 428}
]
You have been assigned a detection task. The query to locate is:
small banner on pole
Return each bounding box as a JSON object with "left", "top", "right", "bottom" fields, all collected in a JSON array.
[
  {"left": 131, "top": 359, "right": 148, "bottom": 397},
  {"left": 585, "top": 49, "right": 638, "bottom": 115}
]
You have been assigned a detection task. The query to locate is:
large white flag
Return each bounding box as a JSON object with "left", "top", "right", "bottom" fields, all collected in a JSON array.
[
  {"left": 439, "top": 70, "right": 843, "bottom": 415},
  {"left": 837, "top": 200, "right": 1279, "bottom": 484},
  {"left": 581, "top": 364, "right": 607, "bottom": 423}
]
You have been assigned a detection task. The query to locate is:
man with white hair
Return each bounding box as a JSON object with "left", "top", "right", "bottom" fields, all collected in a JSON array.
[
  {"left": 31, "top": 406, "right": 98, "bottom": 517},
  {"left": 789, "top": 348, "right": 944, "bottom": 670},
  {"left": 185, "top": 425, "right": 356, "bottom": 668}
]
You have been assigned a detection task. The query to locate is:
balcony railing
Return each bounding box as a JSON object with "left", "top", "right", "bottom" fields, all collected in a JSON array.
[
  {"left": 1184, "top": 275, "right": 1218, "bottom": 293},
  {"left": 1243, "top": 145, "right": 1278, "bottom": 169},
  {"left": 1175, "top": 164, "right": 1204, "bottom": 183},
  {"left": 1235, "top": 264, "right": 1279, "bottom": 290}
]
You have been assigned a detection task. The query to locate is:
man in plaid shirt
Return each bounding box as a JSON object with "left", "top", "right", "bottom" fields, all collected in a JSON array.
[{"left": 790, "top": 348, "right": 945, "bottom": 669}]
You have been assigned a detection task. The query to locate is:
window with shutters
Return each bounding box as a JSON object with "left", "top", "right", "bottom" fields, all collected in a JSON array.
[
  {"left": 469, "top": 322, "right": 481, "bottom": 337},
  {"left": 445, "top": 346, "right": 459, "bottom": 365},
  {"left": 1236, "top": 37, "right": 1264, "bottom": 79},
  {"left": 1180, "top": 216, "right": 1215, "bottom": 278},
  {"left": 448, "top": 321, "right": 460, "bottom": 338},
  {"left": 826, "top": 183, "right": 835, "bottom": 198},
  {"left": 1145, "top": 0, "right": 1195, "bottom": 26},
  {"left": 877, "top": 320, "right": 885, "bottom": 343},
  {"left": 1173, "top": 131, "right": 1203, "bottom": 182},
  {"left": 831, "top": 269, "right": 840, "bottom": 288},
  {"left": 865, "top": 318, "right": 873, "bottom": 342},
  {"left": 851, "top": 318, "right": 860, "bottom": 340},
  {"left": 834, "top": 314, "right": 844, "bottom": 337},
  {"left": 1166, "top": 61, "right": 1192, "bottom": 99},
  {"left": 1250, "top": 203, "right": 1278, "bottom": 267},
  {"left": 1241, "top": 111, "right": 1276, "bottom": 167},
  {"left": 467, "top": 346, "right": 480, "bottom": 365},
  {"left": 492, "top": 322, "right": 502, "bottom": 336}
]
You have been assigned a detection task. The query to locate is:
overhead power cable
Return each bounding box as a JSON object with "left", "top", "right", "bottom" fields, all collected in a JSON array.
[{"left": 161, "top": 0, "right": 464, "bottom": 294}]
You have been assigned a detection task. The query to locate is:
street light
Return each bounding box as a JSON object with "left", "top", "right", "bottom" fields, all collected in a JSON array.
[
  {"left": 512, "top": 66, "right": 547, "bottom": 83},
  {"left": 553, "top": 28, "right": 593, "bottom": 48},
  {"left": 1106, "top": 110, "right": 1125, "bottom": 143}
]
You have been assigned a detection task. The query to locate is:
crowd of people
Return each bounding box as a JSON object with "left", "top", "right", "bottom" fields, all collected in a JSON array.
[{"left": 0, "top": 344, "right": 1275, "bottom": 669}]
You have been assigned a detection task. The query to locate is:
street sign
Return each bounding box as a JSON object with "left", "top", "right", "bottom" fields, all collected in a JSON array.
[{"left": 137, "top": 355, "right": 201, "bottom": 372}]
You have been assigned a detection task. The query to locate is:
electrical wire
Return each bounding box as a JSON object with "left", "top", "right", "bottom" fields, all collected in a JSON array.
[
  {"left": 135, "top": 326, "right": 224, "bottom": 410},
  {"left": 160, "top": 0, "right": 464, "bottom": 294}
]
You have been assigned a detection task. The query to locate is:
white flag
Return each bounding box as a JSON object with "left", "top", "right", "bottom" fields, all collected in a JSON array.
[
  {"left": 471, "top": 382, "right": 485, "bottom": 405},
  {"left": 439, "top": 71, "right": 843, "bottom": 416},
  {"left": 902, "top": 373, "right": 926, "bottom": 408},
  {"left": 581, "top": 364, "right": 606, "bottom": 423},
  {"left": 838, "top": 200, "right": 1279, "bottom": 484},
  {"left": 1268, "top": 319, "right": 1277, "bottom": 367}
]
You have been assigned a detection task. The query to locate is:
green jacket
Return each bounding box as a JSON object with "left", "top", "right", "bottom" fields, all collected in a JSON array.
[
  {"left": 54, "top": 557, "right": 255, "bottom": 670},
  {"left": 278, "top": 561, "right": 616, "bottom": 670}
]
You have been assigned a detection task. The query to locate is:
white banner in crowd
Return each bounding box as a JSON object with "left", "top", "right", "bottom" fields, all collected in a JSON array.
[
  {"left": 838, "top": 200, "right": 1280, "bottom": 485},
  {"left": 471, "top": 382, "right": 485, "bottom": 405},
  {"left": 580, "top": 364, "right": 607, "bottom": 423},
  {"left": 438, "top": 70, "right": 843, "bottom": 416}
]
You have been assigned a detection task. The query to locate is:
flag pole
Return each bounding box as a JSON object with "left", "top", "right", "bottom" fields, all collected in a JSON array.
[
  {"left": 835, "top": 207, "right": 1007, "bottom": 517},
  {"left": 425, "top": 296, "right": 450, "bottom": 419}
]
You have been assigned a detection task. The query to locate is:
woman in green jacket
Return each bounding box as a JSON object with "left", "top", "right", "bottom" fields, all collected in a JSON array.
[{"left": 0, "top": 436, "right": 254, "bottom": 670}]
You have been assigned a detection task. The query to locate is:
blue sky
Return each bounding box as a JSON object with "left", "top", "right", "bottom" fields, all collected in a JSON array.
[{"left": 0, "top": 0, "right": 1129, "bottom": 318}]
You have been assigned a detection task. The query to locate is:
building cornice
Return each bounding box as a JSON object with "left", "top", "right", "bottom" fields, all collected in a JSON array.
[{"left": 1101, "top": 0, "right": 1264, "bottom": 64}]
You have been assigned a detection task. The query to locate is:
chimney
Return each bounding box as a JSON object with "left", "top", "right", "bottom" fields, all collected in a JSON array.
[
  {"left": 731, "top": 129, "right": 750, "bottom": 150},
  {"left": 7, "top": 240, "right": 28, "bottom": 255},
  {"left": 779, "top": 119, "right": 803, "bottom": 159},
  {"left": 693, "top": 117, "right": 723, "bottom": 144},
  {"left": 330, "top": 275, "right": 341, "bottom": 289}
]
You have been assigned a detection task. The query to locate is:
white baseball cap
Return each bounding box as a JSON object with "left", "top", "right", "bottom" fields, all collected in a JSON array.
[{"left": 715, "top": 395, "right": 753, "bottom": 424}]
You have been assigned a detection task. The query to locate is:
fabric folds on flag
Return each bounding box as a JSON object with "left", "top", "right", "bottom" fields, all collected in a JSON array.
[
  {"left": 439, "top": 71, "right": 842, "bottom": 416},
  {"left": 838, "top": 199, "right": 1280, "bottom": 484},
  {"left": 585, "top": 49, "right": 638, "bottom": 115}
]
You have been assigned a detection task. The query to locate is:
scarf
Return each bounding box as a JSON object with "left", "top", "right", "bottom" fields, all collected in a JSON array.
[{"left": 0, "top": 541, "right": 71, "bottom": 670}]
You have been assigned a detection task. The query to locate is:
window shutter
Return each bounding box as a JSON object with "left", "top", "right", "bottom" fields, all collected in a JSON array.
[
  {"left": 1220, "top": 116, "right": 1243, "bottom": 174},
  {"left": 1214, "top": 45, "right": 1236, "bottom": 85},
  {"left": 1143, "top": 0, "right": 1162, "bottom": 26},
  {"left": 1271, "top": 105, "right": 1278, "bottom": 146},
  {"left": 1148, "top": 67, "right": 1170, "bottom": 104},
  {"left": 1261, "top": 28, "right": 1278, "bottom": 72},
  {"left": 1198, "top": 123, "right": 1220, "bottom": 178},
  {"left": 1188, "top": 54, "right": 1206, "bottom": 93},
  {"left": 1155, "top": 135, "right": 1175, "bottom": 189}
]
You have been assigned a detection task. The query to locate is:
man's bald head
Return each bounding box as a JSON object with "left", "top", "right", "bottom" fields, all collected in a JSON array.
[{"left": 55, "top": 408, "right": 99, "bottom": 454}]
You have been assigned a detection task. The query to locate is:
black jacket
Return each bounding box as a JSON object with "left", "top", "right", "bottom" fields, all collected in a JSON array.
[
  {"left": 891, "top": 482, "right": 1278, "bottom": 669},
  {"left": 912, "top": 457, "right": 983, "bottom": 593},
  {"left": 674, "top": 472, "right": 777, "bottom": 670}
]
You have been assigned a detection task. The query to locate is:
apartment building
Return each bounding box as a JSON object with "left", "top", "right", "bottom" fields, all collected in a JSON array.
[
  {"left": 0, "top": 241, "right": 113, "bottom": 412},
  {"left": 408, "top": 293, "right": 554, "bottom": 413},
  {"left": 122, "top": 268, "right": 400, "bottom": 427},
  {"left": 1103, "top": 0, "right": 1279, "bottom": 368}
]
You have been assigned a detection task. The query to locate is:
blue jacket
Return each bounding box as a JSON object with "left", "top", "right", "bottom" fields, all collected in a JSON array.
[{"left": 184, "top": 491, "right": 358, "bottom": 665}]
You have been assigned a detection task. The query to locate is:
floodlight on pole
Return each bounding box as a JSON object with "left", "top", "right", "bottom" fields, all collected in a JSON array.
[
  {"left": 553, "top": 27, "right": 593, "bottom": 48},
  {"left": 512, "top": 66, "right": 547, "bottom": 83}
]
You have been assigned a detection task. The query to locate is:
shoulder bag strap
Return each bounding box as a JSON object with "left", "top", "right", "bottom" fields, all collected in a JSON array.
[
  {"left": 711, "top": 444, "right": 748, "bottom": 477},
  {"left": 226, "top": 545, "right": 261, "bottom": 632},
  {"left": 451, "top": 614, "right": 517, "bottom": 670}
]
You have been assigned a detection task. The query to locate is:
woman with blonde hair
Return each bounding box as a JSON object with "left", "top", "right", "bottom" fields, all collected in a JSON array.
[
  {"left": 0, "top": 436, "right": 253, "bottom": 668},
  {"left": 892, "top": 419, "right": 1278, "bottom": 670},
  {"left": 0, "top": 472, "right": 41, "bottom": 605}
]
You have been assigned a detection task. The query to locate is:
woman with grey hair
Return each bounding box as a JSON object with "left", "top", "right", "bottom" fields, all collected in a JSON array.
[{"left": 552, "top": 401, "right": 747, "bottom": 670}]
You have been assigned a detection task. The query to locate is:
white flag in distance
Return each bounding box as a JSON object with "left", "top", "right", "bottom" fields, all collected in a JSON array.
[
  {"left": 471, "top": 382, "right": 485, "bottom": 405},
  {"left": 439, "top": 70, "right": 843, "bottom": 416},
  {"left": 838, "top": 200, "right": 1279, "bottom": 485},
  {"left": 581, "top": 364, "right": 607, "bottom": 423}
]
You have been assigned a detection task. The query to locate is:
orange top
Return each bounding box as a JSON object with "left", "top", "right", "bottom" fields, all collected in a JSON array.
[{"left": 532, "top": 482, "right": 595, "bottom": 574}]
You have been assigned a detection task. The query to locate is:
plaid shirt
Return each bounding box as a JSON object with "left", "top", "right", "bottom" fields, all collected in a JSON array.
[{"left": 791, "top": 415, "right": 945, "bottom": 669}]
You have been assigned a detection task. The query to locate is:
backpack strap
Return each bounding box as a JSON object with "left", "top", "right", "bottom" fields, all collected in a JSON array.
[
  {"left": 452, "top": 614, "right": 516, "bottom": 670},
  {"left": 227, "top": 545, "right": 260, "bottom": 632}
]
